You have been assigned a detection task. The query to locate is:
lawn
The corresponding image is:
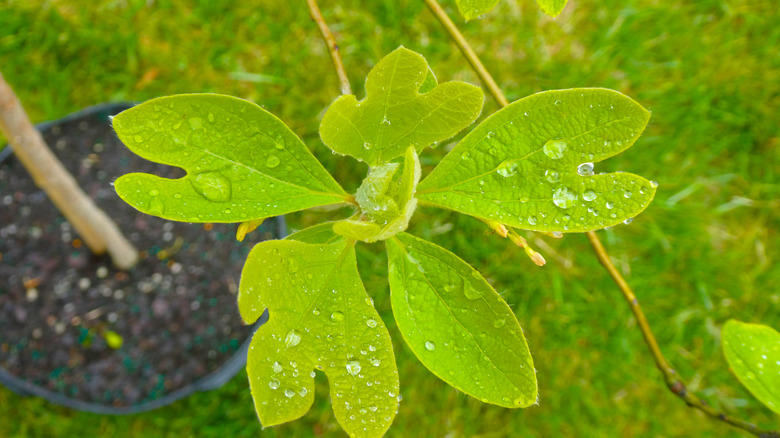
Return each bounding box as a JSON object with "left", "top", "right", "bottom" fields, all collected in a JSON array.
[{"left": 1, "top": 0, "right": 778, "bottom": 436}]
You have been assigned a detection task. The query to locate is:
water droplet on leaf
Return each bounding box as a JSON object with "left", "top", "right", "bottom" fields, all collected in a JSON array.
[
  {"left": 425, "top": 341, "right": 436, "bottom": 351},
  {"left": 545, "top": 170, "right": 560, "bottom": 183},
  {"left": 346, "top": 359, "right": 361, "bottom": 376},
  {"left": 496, "top": 162, "right": 518, "bottom": 177},
  {"left": 552, "top": 187, "right": 577, "bottom": 209},
  {"left": 188, "top": 117, "right": 203, "bottom": 130},
  {"left": 543, "top": 139, "right": 567, "bottom": 159},
  {"left": 191, "top": 172, "right": 232, "bottom": 202},
  {"left": 582, "top": 190, "right": 597, "bottom": 202},
  {"left": 266, "top": 154, "right": 281, "bottom": 168},
  {"left": 577, "top": 162, "right": 594, "bottom": 176},
  {"left": 285, "top": 330, "right": 301, "bottom": 348},
  {"left": 331, "top": 311, "right": 344, "bottom": 322},
  {"left": 463, "top": 282, "right": 482, "bottom": 300},
  {"left": 148, "top": 198, "right": 165, "bottom": 215}
]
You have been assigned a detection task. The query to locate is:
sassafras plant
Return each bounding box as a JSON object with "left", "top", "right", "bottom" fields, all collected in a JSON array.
[{"left": 112, "top": 47, "right": 655, "bottom": 437}]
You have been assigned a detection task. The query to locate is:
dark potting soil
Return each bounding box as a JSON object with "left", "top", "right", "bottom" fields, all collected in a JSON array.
[{"left": 0, "top": 104, "right": 277, "bottom": 407}]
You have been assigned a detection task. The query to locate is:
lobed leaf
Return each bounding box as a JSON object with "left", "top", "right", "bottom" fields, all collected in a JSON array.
[
  {"left": 286, "top": 222, "right": 344, "bottom": 245},
  {"left": 536, "top": 0, "right": 568, "bottom": 17},
  {"left": 722, "top": 320, "right": 780, "bottom": 414},
  {"left": 386, "top": 232, "right": 537, "bottom": 407},
  {"left": 113, "top": 94, "right": 348, "bottom": 223},
  {"left": 319, "top": 47, "right": 484, "bottom": 166},
  {"left": 417, "top": 88, "right": 655, "bottom": 232},
  {"left": 455, "top": 0, "right": 501, "bottom": 21},
  {"left": 239, "top": 240, "right": 399, "bottom": 437}
]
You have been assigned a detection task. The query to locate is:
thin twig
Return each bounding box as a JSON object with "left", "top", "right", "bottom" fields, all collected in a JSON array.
[
  {"left": 586, "top": 231, "right": 774, "bottom": 437},
  {"left": 306, "top": 0, "right": 352, "bottom": 96},
  {"left": 423, "top": 0, "right": 508, "bottom": 107},
  {"left": 423, "top": 0, "right": 778, "bottom": 436},
  {"left": 0, "top": 71, "right": 138, "bottom": 270}
]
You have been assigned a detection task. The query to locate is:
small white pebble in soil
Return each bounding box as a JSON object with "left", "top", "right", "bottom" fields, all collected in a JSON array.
[
  {"left": 191, "top": 301, "right": 201, "bottom": 311},
  {"left": 54, "top": 322, "right": 66, "bottom": 334},
  {"left": 26, "top": 288, "right": 38, "bottom": 302},
  {"left": 32, "top": 328, "right": 43, "bottom": 339},
  {"left": 78, "top": 278, "right": 91, "bottom": 290},
  {"left": 96, "top": 266, "right": 108, "bottom": 278},
  {"left": 107, "top": 312, "right": 118, "bottom": 323},
  {"left": 170, "top": 263, "right": 182, "bottom": 274},
  {"left": 113, "top": 289, "right": 125, "bottom": 300}
]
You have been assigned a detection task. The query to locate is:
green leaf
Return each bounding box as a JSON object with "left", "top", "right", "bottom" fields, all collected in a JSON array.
[
  {"left": 319, "top": 47, "right": 484, "bottom": 166},
  {"left": 239, "top": 240, "right": 399, "bottom": 437},
  {"left": 355, "top": 161, "right": 403, "bottom": 223},
  {"left": 113, "top": 94, "right": 348, "bottom": 223},
  {"left": 417, "top": 88, "right": 655, "bottom": 232},
  {"left": 395, "top": 145, "right": 423, "bottom": 209},
  {"left": 286, "top": 222, "right": 344, "bottom": 245},
  {"left": 722, "top": 320, "right": 780, "bottom": 414},
  {"left": 386, "top": 232, "right": 537, "bottom": 407},
  {"left": 419, "top": 67, "right": 438, "bottom": 94},
  {"left": 455, "top": 0, "right": 501, "bottom": 21},
  {"left": 335, "top": 147, "right": 422, "bottom": 243},
  {"left": 536, "top": 0, "right": 568, "bottom": 17}
]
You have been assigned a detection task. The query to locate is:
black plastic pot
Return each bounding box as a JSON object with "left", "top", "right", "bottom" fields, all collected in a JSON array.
[{"left": 0, "top": 102, "right": 279, "bottom": 414}]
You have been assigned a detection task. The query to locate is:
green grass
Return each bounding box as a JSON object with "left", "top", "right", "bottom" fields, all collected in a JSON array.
[{"left": 1, "top": 0, "right": 778, "bottom": 436}]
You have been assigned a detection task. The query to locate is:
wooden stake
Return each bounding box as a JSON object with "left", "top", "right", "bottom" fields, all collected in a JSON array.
[{"left": 0, "top": 71, "right": 138, "bottom": 270}]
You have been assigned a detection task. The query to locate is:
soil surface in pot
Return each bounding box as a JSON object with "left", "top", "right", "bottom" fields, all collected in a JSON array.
[{"left": 0, "top": 105, "right": 276, "bottom": 407}]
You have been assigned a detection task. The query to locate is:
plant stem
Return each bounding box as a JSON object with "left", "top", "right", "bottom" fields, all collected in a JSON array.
[
  {"left": 306, "top": 0, "right": 352, "bottom": 96},
  {"left": 0, "top": 71, "right": 139, "bottom": 270},
  {"left": 423, "top": 0, "right": 508, "bottom": 107},
  {"left": 423, "top": 0, "right": 778, "bottom": 436}
]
